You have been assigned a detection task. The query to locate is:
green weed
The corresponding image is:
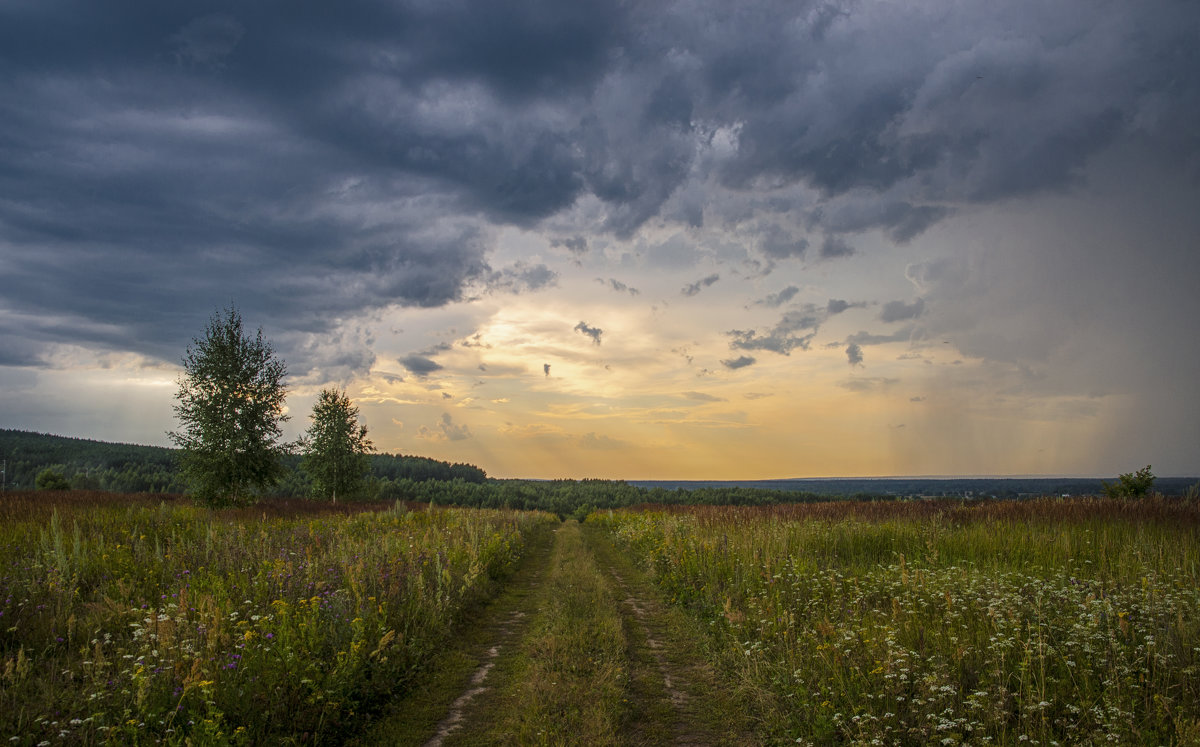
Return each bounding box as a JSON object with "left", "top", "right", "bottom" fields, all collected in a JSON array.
[
  {"left": 0, "top": 492, "right": 556, "bottom": 745},
  {"left": 592, "top": 498, "right": 1200, "bottom": 745}
]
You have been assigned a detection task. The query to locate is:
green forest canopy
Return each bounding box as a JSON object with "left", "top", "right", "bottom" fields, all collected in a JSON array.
[{"left": 0, "top": 429, "right": 485, "bottom": 495}]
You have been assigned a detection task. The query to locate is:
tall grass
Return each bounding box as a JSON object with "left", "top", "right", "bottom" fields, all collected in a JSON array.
[
  {"left": 592, "top": 498, "right": 1200, "bottom": 745},
  {"left": 0, "top": 491, "right": 556, "bottom": 745}
]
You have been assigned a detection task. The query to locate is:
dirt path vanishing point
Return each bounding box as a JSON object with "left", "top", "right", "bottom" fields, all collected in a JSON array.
[{"left": 359, "top": 520, "right": 758, "bottom": 746}]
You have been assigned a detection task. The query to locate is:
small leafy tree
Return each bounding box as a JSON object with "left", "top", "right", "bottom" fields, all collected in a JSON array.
[
  {"left": 300, "top": 388, "right": 374, "bottom": 502},
  {"left": 35, "top": 468, "right": 71, "bottom": 491},
  {"left": 169, "top": 307, "right": 289, "bottom": 506},
  {"left": 1102, "top": 465, "right": 1155, "bottom": 500}
]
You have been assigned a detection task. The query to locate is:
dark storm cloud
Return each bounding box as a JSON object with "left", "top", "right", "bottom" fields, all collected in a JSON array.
[
  {"left": 682, "top": 274, "right": 721, "bottom": 297},
  {"left": 0, "top": 337, "right": 48, "bottom": 368},
  {"left": 819, "top": 202, "right": 950, "bottom": 244},
  {"left": 711, "top": 1, "right": 1198, "bottom": 204},
  {"left": 2, "top": 0, "right": 1197, "bottom": 376},
  {"left": 574, "top": 321, "right": 603, "bottom": 345},
  {"left": 0, "top": 1, "right": 615, "bottom": 371},
  {"left": 170, "top": 14, "right": 245, "bottom": 69}
]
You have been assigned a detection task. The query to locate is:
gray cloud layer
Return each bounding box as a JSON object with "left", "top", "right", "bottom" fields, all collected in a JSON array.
[{"left": 2, "top": 0, "right": 1197, "bottom": 376}]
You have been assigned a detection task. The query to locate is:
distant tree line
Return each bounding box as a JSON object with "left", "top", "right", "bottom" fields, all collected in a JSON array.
[
  {"left": 378, "top": 478, "right": 827, "bottom": 520},
  {"left": 0, "top": 429, "right": 485, "bottom": 495}
]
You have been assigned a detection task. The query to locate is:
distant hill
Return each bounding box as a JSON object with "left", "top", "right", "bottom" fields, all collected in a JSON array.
[
  {"left": 0, "top": 429, "right": 182, "bottom": 492},
  {"left": 631, "top": 475, "right": 1200, "bottom": 498},
  {"left": 0, "top": 429, "right": 486, "bottom": 494}
]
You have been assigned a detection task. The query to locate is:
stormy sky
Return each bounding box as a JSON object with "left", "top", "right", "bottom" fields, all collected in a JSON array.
[{"left": 2, "top": 0, "right": 1198, "bottom": 478}]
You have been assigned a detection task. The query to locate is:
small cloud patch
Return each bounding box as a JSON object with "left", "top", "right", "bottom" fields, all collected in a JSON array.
[
  {"left": 840, "top": 377, "right": 900, "bottom": 392},
  {"left": 400, "top": 355, "right": 443, "bottom": 377},
  {"left": 721, "top": 355, "right": 757, "bottom": 370},
  {"left": 574, "top": 321, "right": 603, "bottom": 345},
  {"left": 846, "top": 343, "right": 864, "bottom": 367},
  {"left": 682, "top": 391, "right": 726, "bottom": 402},
  {"left": 681, "top": 274, "right": 720, "bottom": 297},
  {"left": 598, "top": 278, "right": 640, "bottom": 295},
  {"left": 417, "top": 413, "right": 473, "bottom": 441}
]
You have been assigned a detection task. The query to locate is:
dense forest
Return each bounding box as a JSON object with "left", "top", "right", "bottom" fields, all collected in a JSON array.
[{"left": 0, "top": 429, "right": 485, "bottom": 495}]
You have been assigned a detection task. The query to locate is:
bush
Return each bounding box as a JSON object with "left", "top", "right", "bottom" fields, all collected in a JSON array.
[
  {"left": 35, "top": 468, "right": 71, "bottom": 490},
  {"left": 1102, "top": 465, "right": 1155, "bottom": 499}
]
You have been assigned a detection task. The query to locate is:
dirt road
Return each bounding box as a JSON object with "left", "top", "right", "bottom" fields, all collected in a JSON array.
[{"left": 358, "top": 521, "right": 757, "bottom": 745}]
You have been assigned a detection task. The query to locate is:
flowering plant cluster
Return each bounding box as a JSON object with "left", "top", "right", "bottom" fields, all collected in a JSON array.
[
  {"left": 0, "top": 497, "right": 556, "bottom": 745},
  {"left": 592, "top": 499, "right": 1200, "bottom": 745}
]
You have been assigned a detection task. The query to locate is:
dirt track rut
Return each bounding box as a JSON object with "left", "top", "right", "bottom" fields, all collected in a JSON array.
[{"left": 362, "top": 521, "right": 756, "bottom": 745}]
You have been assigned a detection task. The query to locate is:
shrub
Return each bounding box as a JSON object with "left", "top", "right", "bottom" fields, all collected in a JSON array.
[
  {"left": 34, "top": 468, "right": 71, "bottom": 490},
  {"left": 1102, "top": 464, "right": 1155, "bottom": 499}
]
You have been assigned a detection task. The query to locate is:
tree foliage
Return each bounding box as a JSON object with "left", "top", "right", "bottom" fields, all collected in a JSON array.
[
  {"left": 169, "top": 308, "right": 289, "bottom": 506},
  {"left": 35, "top": 468, "right": 71, "bottom": 490},
  {"left": 300, "top": 388, "right": 374, "bottom": 502},
  {"left": 1102, "top": 465, "right": 1156, "bottom": 500}
]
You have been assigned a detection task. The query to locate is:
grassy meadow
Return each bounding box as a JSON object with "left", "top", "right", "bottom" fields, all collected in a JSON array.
[
  {"left": 0, "top": 491, "right": 556, "bottom": 745},
  {"left": 5, "top": 489, "right": 1200, "bottom": 746},
  {"left": 590, "top": 498, "right": 1200, "bottom": 745}
]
